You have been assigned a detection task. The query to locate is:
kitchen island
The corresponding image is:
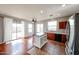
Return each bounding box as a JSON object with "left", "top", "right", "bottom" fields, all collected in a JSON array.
[{"left": 34, "top": 33, "right": 47, "bottom": 48}]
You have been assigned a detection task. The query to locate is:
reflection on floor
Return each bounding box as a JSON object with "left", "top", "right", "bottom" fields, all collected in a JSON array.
[{"left": 0, "top": 37, "right": 65, "bottom": 55}]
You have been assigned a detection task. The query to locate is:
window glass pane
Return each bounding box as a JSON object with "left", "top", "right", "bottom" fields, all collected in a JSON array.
[
  {"left": 28, "top": 24, "right": 32, "bottom": 28},
  {"left": 36, "top": 24, "right": 43, "bottom": 35},
  {"left": 12, "top": 23, "right": 16, "bottom": 33},
  {"left": 12, "top": 23, "right": 17, "bottom": 40},
  {"left": 12, "top": 21, "right": 24, "bottom": 40},
  {"left": 37, "top": 24, "right": 40, "bottom": 32},
  {"left": 29, "top": 28, "right": 32, "bottom": 33},
  {"left": 48, "top": 21, "right": 57, "bottom": 31},
  {"left": 17, "top": 21, "right": 24, "bottom": 38},
  {"left": 28, "top": 24, "right": 32, "bottom": 33},
  {"left": 41, "top": 24, "right": 43, "bottom": 32}
]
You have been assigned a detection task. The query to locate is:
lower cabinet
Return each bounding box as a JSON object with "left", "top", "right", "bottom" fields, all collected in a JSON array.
[
  {"left": 62, "top": 34, "right": 67, "bottom": 43},
  {"left": 47, "top": 33, "right": 66, "bottom": 43},
  {"left": 55, "top": 34, "right": 62, "bottom": 42},
  {"left": 47, "top": 33, "right": 55, "bottom": 40}
]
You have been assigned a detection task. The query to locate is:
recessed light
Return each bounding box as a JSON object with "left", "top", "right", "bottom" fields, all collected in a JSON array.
[
  {"left": 62, "top": 4, "right": 66, "bottom": 7},
  {"left": 40, "top": 10, "right": 43, "bottom": 14}
]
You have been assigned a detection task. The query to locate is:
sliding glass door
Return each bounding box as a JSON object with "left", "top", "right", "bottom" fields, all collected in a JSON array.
[
  {"left": 12, "top": 20, "right": 24, "bottom": 40},
  {"left": 12, "top": 23, "right": 17, "bottom": 40},
  {"left": 17, "top": 21, "right": 24, "bottom": 39}
]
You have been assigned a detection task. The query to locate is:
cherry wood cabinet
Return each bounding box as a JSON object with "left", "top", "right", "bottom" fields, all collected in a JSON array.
[
  {"left": 55, "top": 34, "right": 62, "bottom": 42},
  {"left": 47, "top": 33, "right": 55, "bottom": 40},
  {"left": 62, "top": 34, "right": 66, "bottom": 43},
  {"left": 59, "top": 21, "right": 67, "bottom": 29},
  {"left": 47, "top": 32, "right": 66, "bottom": 43}
]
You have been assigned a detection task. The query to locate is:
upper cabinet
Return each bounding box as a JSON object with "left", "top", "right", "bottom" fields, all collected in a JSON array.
[{"left": 59, "top": 21, "right": 67, "bottom": 29}]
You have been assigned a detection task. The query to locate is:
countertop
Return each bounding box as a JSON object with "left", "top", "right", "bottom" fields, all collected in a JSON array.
[
  {"left": 46, "top": 31, "right": 66, "bottom": 35},
  {"left": 36, "top": 33, "right": 44, "bottom": 37}
]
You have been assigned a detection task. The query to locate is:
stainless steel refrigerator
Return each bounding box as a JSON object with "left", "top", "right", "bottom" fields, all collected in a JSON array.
[{"left": 65, "top": 13, "right": 79, "bottom": 55}]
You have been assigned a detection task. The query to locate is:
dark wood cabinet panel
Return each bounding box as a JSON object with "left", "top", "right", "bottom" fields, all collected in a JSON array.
[
  {"left": 59, "top": 21, "right": 67, "bottom": 29},
  {"left": 47, "top": 33, "right": 55, "bottom": 40},
  {"left": 62, "top": 34, "right": 66, "bottom": 43},
  {"left": 47, "top": 32, "right": 66, "bottom": 43},
  {"left": 55, "top": 34, "right": 62, "bottom": 42}
]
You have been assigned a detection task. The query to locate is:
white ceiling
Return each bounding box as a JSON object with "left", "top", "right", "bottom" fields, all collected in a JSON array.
[{"left": 0, "top": 4, "right": 79, "bottom": 21}]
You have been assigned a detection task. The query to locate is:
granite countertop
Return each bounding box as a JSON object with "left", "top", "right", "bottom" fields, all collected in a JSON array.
[
  {"left": 36, "top": 31, "right": 66, "bottom": 37},
  {"left": 46, "top": 31, "right": 66, "bottom": 35}
]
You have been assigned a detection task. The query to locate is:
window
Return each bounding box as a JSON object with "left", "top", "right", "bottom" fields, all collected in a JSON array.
[
  {"left": 48, "top": 21, "right": 57, "bottom": 31},
  {"left": 28, "top": 24, "right": 32, "bottom": 33},
  {"left": 17, "top": 21, "right": 24, "bottom": 39},
  {"left": 36, "top": 24, "right": 43, "bottom": 35},
  {"left": 12, "top": 21, "right": 24, "bottom": 40}
]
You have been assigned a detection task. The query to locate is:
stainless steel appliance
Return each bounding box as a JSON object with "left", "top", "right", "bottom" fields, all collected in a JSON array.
[{"left": 65, "top": 13, "right": 79, "bottom": 55}]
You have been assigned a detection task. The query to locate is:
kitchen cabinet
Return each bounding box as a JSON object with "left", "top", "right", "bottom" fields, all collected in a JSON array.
[
  {"left": 62, "top": 34, "right": 66, "bottom": 43},
  {"left": 47, "top": 33, "right": 55, "bottom": 40},
  {"left": 47, "top": 32, "right": 66, "bottom": 43},
  {"left": 55, "top": 34, "right": 62, "bottom": 42},
  {"left": 59, "top": 21, "right": 67, "bottom": 29}
]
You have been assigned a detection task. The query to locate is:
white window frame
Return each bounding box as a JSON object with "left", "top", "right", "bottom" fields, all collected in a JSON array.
[
  {"left": 48, "top": 21, "right": 57, "bottom": 31},
  {"left": 36, "top": 23, "right": 43, "bottom": 35},
  {"left": 28, "top": 23, "right": 33, "bottom": 33}
]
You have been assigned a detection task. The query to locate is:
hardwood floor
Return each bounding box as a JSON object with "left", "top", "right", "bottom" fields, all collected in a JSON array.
[{"left": 0, "top": 37, "right": 65, "bottom": 55}]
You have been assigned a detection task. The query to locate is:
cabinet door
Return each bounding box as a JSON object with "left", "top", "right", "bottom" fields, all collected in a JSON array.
[
  {"left": 62, "top": 34, "right": 66, "bottom": 43},
  {"left": 59, "top": 21, "right": 67, "bottom": 29},
  {"left": 47, "top": 33, "right": 55, "bottom": 40},
  {"left": 55, "top": 34, "right": 62, "bottom": 42}
]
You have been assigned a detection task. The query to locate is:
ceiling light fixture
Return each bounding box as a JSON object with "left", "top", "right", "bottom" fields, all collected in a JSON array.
[
  {"left": 32, "top": 17, "right": 37, "bottom": 23},
  {"left": 62, "top": 4, "right": 66, "bottom": 7},
  {"left": 40, "top": 10, "right": 43, "bottom": 14}
]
